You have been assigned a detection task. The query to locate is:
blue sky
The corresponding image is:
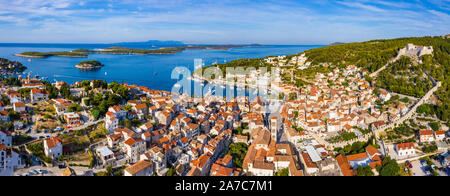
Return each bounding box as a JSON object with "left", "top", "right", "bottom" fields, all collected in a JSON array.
[{"left": 0, "top": 0, "right": 449, "bottom": 44}]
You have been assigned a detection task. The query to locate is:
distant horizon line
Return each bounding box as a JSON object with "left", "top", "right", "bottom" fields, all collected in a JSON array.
[
  {"left": 0, "top": 42, "right": 329, "bottom": 46},
  {"left": 0, "top": 34, "right": 443, "bottom": 46}
]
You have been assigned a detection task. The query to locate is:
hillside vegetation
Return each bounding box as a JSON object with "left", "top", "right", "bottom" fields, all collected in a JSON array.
[
  {"left": 198, "top": 58, "right": 272, "bottom": 76},
  {"left": 376, "top": 56, "right": 433, "bottom": 98},
  {"left": 302, "top": 36, "right": 449, "bottom": 122},
  {"left": 17, "top": 51, "right": 88, "bottom": 58}
]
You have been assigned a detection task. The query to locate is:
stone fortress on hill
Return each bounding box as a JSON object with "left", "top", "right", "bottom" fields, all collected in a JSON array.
[
  {"left": 401, "top": 43, "right": 433, "bottom": 57},
  {"left": 396, "top": 43, "right": 433, "bottom": 64}
]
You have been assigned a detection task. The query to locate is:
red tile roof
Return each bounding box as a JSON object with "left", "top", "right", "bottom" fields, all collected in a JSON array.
[
  {"left": 397, "top": 142, "right": 414, "bottom": 151},
  {"left": 125, "top": 160, "right": 153, "bottom": 175},
  {"left": 45, "top": 137, "right": 62, "bottom": 149},
  {"left": 420, "top": 129, "right": 434, "bottom": 136}
]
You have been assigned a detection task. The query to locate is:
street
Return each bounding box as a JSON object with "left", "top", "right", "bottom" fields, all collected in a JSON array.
[
  {"left": 410, "top": 160, "right": 427, "bottom": 176},
  {"left": 14, "top": 165, "right": 106, "bottom": 176}
]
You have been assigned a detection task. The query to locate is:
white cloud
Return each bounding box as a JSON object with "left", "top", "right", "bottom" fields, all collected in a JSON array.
[
  {"left": 337, "top": 1, "right": 386, "bottom": 12},
  {"left": 0, "top": 0, "right": 448, "bottom": 43}
]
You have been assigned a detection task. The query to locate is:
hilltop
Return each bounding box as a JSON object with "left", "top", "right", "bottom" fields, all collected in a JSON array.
[{"left": 113, "top": 40, "right": 186, "bottom": 47}]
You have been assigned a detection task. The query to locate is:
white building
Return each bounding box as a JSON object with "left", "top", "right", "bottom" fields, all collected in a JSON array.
[
  {"left": 434, "top": 131, "right": 446, "bottom": 141},
  {"left": 108, "top": 106, "right": 127, "bottom": 120},
  {"left": 0, "top": 128, "right": 12, "bottom": 147},
  {"left": 44, "top": 137, "right": 63, "bottom": 159},
  {"left": 379, "top": 91, "right": 391, "bottom": 102},
  {"left": 13, "top": 102, "right": 26, "bottom": 113},
  {"left": 96, "top": 146, "right": 116, "bottom": 167},
  {"left": 395, "top": 142, "right": 415, "bottom": 157},
  {"left": 105, "top": 116, "right": 119, "bottom": 134},
  {"left": 124, "top": 138, "right": 146, "bottom": 164},
  {"left": 0, "top": 144, "right": 24, "bottom": 176},
  {"left": 30, "top": 88, "right": 49, "bottom": 102}
]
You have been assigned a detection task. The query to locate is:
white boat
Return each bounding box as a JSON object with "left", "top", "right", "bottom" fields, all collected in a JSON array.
[{"left": 105, "top": 72, "right": 107, "bottom": 76}]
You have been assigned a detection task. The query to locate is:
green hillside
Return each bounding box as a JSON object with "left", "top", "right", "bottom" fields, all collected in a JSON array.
[{"left": 302, "top": 36, "right": 449, "bottom": 122}]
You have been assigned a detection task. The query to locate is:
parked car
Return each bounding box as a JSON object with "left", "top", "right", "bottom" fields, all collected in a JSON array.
[
  {"left": 37, "top": 169, "right": 48, "bottom": 174},
  {"left": 405, "top": 161, "right": 413, "bottom": 168},
  {"left": 420, "top": 159, "right": 427, "bottom": 166}
]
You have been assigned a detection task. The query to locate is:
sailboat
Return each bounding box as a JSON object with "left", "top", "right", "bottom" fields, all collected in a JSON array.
[{"left": 105, "top": 72, "right": 107, "bottom": 76}]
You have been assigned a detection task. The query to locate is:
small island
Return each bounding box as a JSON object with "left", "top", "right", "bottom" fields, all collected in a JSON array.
[
  {"left": 15, "top": 51, "right": 88, "bottom": 58},
  {"left": 74, "top": 60, "right": 104, "bottom": 70},
  {"left": 18, "top": 44, "right": 264, "bottom": 58}
]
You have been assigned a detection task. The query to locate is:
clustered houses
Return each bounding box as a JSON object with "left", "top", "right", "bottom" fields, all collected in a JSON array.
[
  {"left": 279, "top": 66, "right": 410, "bottom": 144},
  {"left": 264, "top": 54, "right": 311, "bottom": 70},
  {"left": 265, "top": 55, "right": 288, "bottom": 67},
  {"left": 0, "top": 78, "right": 46, "bottom": 104},
  {"left": 94, "top": 80, "right": 312, "bottom": 176},
  {"left": 94, "top": 83, "right": 257, "bottom": 176},
  {"left": 298, "top": 144, "right": 336, "bottom": 176},
  {"left": 419, "top": 129, "right": 446, "bottom": 142},
  {"left": 242, "top": 127, "right": 303, "bottom": 176},
  {"left": 84, "top": 65, "right": 416, "bottom": 176}
]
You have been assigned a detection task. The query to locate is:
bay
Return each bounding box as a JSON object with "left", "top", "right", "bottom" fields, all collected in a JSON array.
[{"left": 0, "top": 44, "right": 323, "bottom": 92}]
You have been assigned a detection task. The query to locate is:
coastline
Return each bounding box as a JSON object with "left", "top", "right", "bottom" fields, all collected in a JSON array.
[
  {"left": 14, "top": 53, "right": 87, "bottom": 58},
  {"left": 14, "top": 54, "right": 47, "bottom": 58},
  {"left": 2, "top": 44, "right": 318, "bottom": 91},
  {"left": 74, "top": 65, "right": 103, "bottom": 70}
]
